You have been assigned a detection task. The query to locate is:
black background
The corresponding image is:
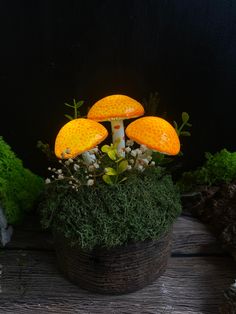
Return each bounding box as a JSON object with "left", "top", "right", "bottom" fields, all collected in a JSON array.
[{"left": 1, "top": 0, "right": 236, "bottom": 176}]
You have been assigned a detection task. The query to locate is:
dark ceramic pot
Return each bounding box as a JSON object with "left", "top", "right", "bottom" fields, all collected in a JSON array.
[{"left": 54, "top": 229, "right": 172, "bottom": 295}]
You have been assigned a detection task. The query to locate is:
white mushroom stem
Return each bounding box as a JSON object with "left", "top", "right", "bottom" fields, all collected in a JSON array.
[
  {"left": 111, "top": 120, "right": 125, "bottom": 157},
  {"left": 82, "top": 151, "right": 96, "bottom": 165},
  {"left": 0, "top": 205, "right": 13, "bottom": 247}
]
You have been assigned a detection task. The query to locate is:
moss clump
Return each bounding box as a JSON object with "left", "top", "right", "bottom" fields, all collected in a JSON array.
[
  {"left": 0, "top": 137, "right": 44, "bottom": 224},
  {"left": 178, "top": 149, "right": 236, "bottom": 192},
  {"left": 40, "top": 168, "right": 181, "bottom": 250}
]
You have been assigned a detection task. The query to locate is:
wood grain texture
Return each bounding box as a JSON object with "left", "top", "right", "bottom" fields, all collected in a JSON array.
[
  {"left": 1, "top": 215, "right": 234, "bottom": 313},
  {"left": 0, "top": 250, "right": 235, "bottom": 314}
]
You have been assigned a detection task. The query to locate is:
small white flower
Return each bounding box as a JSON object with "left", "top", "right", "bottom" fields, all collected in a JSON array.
[
  {"left": 69, "top": 181, "right": 73, "bottom": 184},
  {"left": 57, "top": 169, "right": 62, "bottom": 174},
  {"left": 94, "top": 162, "right": 99, "bottom": 169},
  {"left": 52, "top": 168, "right": 56, "bottom": 172},
  {"left": 127, "top": 165, "right": 132, "bottom": 170},
  {"left": 136, "top": 148, "right": 142, "bottom": 156},
  {"left": 147, "top": 155, "right": 152, "bottom": 161},
  {"left": 89, "top": 153, "right": 97, "bottom": 163},
  {"left": 139, "top": 158, "right": 149, "bottom": 166},
  {"left": 125, "top": 147, "right": 131, "bottom": 153},
  {"left": 48, "top": 167, "right": 51, "bottom": 171},
  {"left": 140, "top": 145, "right": 147, "bottom": 152},
  {"left": 86, "top": 176, "right": 89, "bottom": 179},
  {"left": 88, "top": 165, "right": 95, "bottom": 172},
  {"left": 126, "top": 139, "right": 134, "bottom": 147},
  {"left": 68, "top": 158, "right": 74, "bottom": 164},
  {"left": 65, "top": 160, "right": 70, "bottom": 166},
  {"left": 58, "top": 174, "right": 64, "bottom": 180},
  {"left": 131, "top": 150, "right": 137, "bottom": 157},
  {"left": 45, "top": 178, "right": 51, "bottom": 184},
  {"left": 129, "top": 159, "right": 135, "bottom": 164},
  {"left": 73, "top": 164, "right": 80, "bottom": 171},
  {"left": 87, "top": 179, "right": 94, "bottom": 186},
  {"left": 89, "top": 147, "right": 98, "bottom": 154},
  {"left": 150, "top": 161, "right": 155, "bottom": 166},
  {"left": 51, "top": 175, "right": 55, "bottom": 178},
  {"left": 137, "top": 165, "right": 144, "bottom": 172}
]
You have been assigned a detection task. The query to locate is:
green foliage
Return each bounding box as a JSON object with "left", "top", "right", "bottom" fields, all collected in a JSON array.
[
  {"left": 0, "top": 137, "right": 44, "bottom": 224},
  {"left": 173, "top": 112, "right": 192, "bottom": 137},
  {"left": 101, "top": 142, "right": 128, "bottom": 185},
  {"left": 40, "top": 168, "right": 181, "bottom": 250},
  {"left": 64, "top": 99, "right": 84, "bottom": 120},
  {"left": 37, "top": 140, "right": 56, "bottom": 161},
  {"left": 178, "top": 149, "right": 236, "bottom": 192}
]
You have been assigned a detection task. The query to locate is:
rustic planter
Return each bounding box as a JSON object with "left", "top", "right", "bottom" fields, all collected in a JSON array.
[{"left": 54, "top": 229, "right": 172, "bottom": 294}]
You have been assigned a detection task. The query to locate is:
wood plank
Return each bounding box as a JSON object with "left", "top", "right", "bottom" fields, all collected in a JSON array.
[
  {"left": 0, "top": 250, "right": 235, "bottom": 313},
  {"left": 5, "top": 216, "right": 224, "bottom": 256}
]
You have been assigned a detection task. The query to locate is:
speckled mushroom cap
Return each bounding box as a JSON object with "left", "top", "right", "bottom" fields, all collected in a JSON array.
[
  {"left": 87, "top": 94, "right": 144, "bottom": 121},
  {"left": 55, "top": 118, "right": 108, "bottom": 159},
  {"left": 125, "top": 116, "right": 180, "bottom": 155}
]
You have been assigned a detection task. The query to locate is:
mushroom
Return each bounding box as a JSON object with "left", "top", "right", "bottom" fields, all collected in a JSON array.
[
  {"left": 54, "top": 118, "right": 108, "bottom": 164},
  {"left": 87, "top": 94, "right": 144, "bottom": 157},
  {"left": 125, "top": 116, "right": 180, "bottom": 155}
]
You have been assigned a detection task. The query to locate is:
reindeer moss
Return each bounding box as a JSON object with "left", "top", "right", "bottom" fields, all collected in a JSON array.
[
  {"left": 0, "top": 137, "right": 44, "bottom": 224},
  {"left": 40, "top": 168, "right": 181, "bottom": 250}
]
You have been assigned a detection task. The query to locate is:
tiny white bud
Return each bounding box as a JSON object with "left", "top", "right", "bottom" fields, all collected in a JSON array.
[
  {"left": 87, "top": 179, "right": 94, "bottom": 186},
  {"left": 57, "top": 169, "right": 62, "bottom": 174},
  {"left": 88, "top": 165, "right": 95, "bottom": 172},
  {"left": 131, "top": 150, "right": 137, "bottom": 157},
  {"left": 129, "top": 159, "right": 135, "bottom": 164},
  {"left": 137, "top": 165, "right": 144, "bottom": 172},
  {"left": 68, "top": 158, "right": 74, "bottom": 163},
  {"left": 127, "top": 165, "right": 132, "bottom": 170},
  {"left": 140, "top": 145, "right": 147, "bottom": 152},
  {"left": 94, "top": 163, "right": 99, "bottom": 169},
  {"left": 126, "top": 139, "right": 134, "bottom": 147},
  {"left": 142, "top": 158, "right": 149, "bottom": 165},
  {"left": 48, "top": 167, "right": 51, "bottom": 171},
  {"left": 150, "top": 161, "right": 155, "bottom": 166},
  {"left": 69, "top": 181, "right": 73, "bottom": 184},
  {"left": 45, "top": 178, "right": 51, "bottom": 184},
  {"left": 73, "top": 164, "right": 80, "bottom": 171},
  {"left": 125, "top": 147, "right": 131, "bottom": 153},
  {"left": 58, "top": 174, "right": 64, "bottom": 180}
]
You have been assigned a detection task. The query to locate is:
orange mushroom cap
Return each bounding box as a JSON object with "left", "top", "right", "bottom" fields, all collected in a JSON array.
[
  {"left": 125, "top": 116, "right": 180, "bottom": 155},
  {"left": 55, "top": 118, "right": 108, "bottom": 159},
  {"left": 87, "top": 94, "right": 144, "bottom": 121}
]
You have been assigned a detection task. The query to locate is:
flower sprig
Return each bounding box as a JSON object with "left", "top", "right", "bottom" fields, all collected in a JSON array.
[{"left": 45, "top": 141, "right": 157, "bottom": 188}]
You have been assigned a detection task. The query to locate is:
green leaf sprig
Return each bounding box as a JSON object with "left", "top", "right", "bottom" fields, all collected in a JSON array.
[
  {"left": 173, "top": 112, "right": 192, "bottom": 137},
  {"left": 101, "top": 141, "right": 128, "bottom": 185},
  {"left": 64, "top": 99, "right": 84, "bottom": 120}
]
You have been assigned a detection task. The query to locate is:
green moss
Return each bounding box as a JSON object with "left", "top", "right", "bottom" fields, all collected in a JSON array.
[
  {"left": 0, "top": 137, "right": 44, "bottom": 224},
  {"left": 40, "top": 168, "right": 181, "bottom": 250},
  {"left": 178, "top": 149, "right": 236, "bottom": 192}
]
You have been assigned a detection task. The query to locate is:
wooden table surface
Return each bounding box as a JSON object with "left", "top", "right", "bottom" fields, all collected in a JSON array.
[{"left": 0, "top": 215, "right": 235, "bottom": 314}]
